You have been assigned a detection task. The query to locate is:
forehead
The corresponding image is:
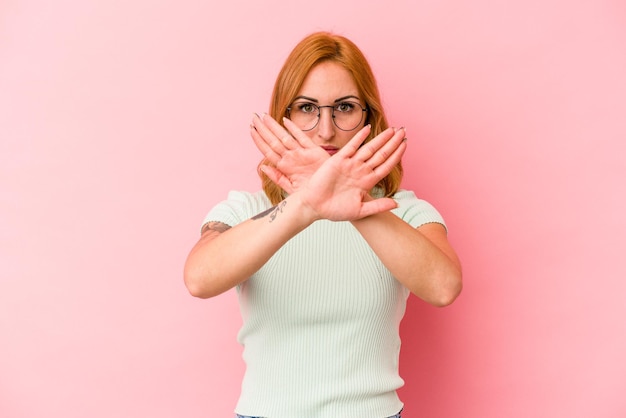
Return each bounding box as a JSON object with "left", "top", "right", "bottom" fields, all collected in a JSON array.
[{"left": 297, "top": 61, "right": 359, "bottom": 99}]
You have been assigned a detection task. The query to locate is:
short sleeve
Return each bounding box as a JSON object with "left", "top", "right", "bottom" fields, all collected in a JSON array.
[
  {"left": 202, "top": 190, "right": 272, "bottom": 228},
  {"left": 391, "top": 189, "right": 447, "bottom": 230}
]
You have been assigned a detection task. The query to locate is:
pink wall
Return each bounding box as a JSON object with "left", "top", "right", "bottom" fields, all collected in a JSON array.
[{"left": 1, "top": 1, "right": 625, "bottom": 417}]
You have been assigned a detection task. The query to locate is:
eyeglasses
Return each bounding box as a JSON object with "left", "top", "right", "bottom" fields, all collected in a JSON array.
[{"left": 286, "top": 101, "right": 368, "bottom": 131}]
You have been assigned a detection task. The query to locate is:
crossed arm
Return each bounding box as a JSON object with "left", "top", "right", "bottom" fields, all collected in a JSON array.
[{"left": 184, "top": 114, "right": 462, "bottom": 305}]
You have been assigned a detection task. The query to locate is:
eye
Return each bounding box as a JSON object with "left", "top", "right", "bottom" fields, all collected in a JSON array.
[
  {"left": 335, "top": 102, "right": 356, "bottom": 113},
  {"left": 295, "top": 102, "right": 317, "bottom": 114}
]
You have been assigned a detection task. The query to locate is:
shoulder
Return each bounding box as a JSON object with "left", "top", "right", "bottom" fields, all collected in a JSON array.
[
  {"left": 223, "top": 190, "right": 271, "bottom": 206},
  {"left": 392, "top": 189, "right": 431, "bottom": 207},
  {"left": 391, "top": 189, "right": 447, "bottom": 229},
  {"left": 202, "top": 190, "right": 272, "bottom": 227}
]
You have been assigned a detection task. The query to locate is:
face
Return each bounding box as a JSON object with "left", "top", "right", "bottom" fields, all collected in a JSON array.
[{"left": 290, "top": 61, "right": 366, "bottom": 154}]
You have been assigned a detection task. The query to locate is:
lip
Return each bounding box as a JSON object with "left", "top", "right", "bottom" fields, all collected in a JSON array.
[{"left": 321, "top": 146, "right": 339, "bottom": 155}]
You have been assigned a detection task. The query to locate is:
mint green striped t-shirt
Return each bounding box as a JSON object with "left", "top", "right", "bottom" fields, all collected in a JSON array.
[{"left": 203, "top": 189, "right": 446, "bottom": 418}]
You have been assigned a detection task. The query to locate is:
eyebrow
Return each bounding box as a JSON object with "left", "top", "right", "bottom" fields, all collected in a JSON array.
[{"left": 293, "top": 95, "right": 361, "bottom": 103}]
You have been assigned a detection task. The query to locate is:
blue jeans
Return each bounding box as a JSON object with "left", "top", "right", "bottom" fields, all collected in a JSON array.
[{"left": 236, "top": 411, "right": 402, "bottom": 418}]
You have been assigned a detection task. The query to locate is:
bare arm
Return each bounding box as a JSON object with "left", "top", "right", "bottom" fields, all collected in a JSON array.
[
  {"left": 183, "top": 196, "right": 315, "bottom": 298},
  {"left": 351, "top": 213, "right": 462, "bottom": 306}
]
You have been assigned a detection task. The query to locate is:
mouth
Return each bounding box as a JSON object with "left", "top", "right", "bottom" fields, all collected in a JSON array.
[{"left": 321, "top": 146, "right": 339, "bottom": 155}]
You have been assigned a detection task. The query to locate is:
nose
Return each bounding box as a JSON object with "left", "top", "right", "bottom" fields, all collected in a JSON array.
[{"left": 315, "top": 106, "right": 335, "bottom": 141}]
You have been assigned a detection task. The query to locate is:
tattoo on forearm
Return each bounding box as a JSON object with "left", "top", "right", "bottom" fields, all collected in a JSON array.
[
  {"left": 201, "top": 221, "right": 231, "bottom": 234},
  {"left": 252, "top": 201, "right": 287, "bottom": 222}
]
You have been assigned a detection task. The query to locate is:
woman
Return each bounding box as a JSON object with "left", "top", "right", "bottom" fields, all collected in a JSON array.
[{"left": 184, "top": 31, "right": 462, "bottom": 418}]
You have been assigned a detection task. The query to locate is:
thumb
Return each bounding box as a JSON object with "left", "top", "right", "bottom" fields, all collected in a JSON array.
[{"left": 357, "top": 197, "right": 398, "bottom": 218}]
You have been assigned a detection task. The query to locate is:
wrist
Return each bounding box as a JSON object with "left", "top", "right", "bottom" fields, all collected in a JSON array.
[{"left": 287, "top": 191, "right": 321, "bottom": 225}]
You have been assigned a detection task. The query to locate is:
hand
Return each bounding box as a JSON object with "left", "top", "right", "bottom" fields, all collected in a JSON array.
[
  {"left": 250, "top": 114, "right": 329, "bottom": 194},
  {"left": 297, "top": 125, "right": 407, "bottom": 221}
]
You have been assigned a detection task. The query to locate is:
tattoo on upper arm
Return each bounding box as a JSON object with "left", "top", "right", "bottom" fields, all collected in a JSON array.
[
  {"left": 201, "top": 221, "right": 231, "bottom": 235},
  {"left": 251, "top": 201, "right": 287, "bottom": 222}
]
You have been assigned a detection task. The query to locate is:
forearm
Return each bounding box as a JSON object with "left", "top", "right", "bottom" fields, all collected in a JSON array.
[
  {"left": 351, "top": 212, "right": 462, "bottom": 306},
  {"left": 184, "top": 194, "right": 316, "bottom": 298}
]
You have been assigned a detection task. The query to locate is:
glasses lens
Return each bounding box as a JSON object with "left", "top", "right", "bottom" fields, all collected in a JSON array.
[
  {"left": 288, "top": 102, "right": 319, "bottom": 131},
  {"left": 333, "top": 101, "right": 365, "bottom": 131}
]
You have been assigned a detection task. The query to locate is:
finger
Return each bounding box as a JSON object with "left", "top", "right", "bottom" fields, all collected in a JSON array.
[
  {"left": 357, "top": 197, "right": 398, "bottom": 218},
  {"left": 260, "top": 113, "right": 300, "bottom": 150},
  {"left": 282, "top": 117, "right": 317, "bottom": 149},
  {"left": 259, "top": 165, "right": 295, "bottom": 194},
  {"left": 336, "top": 124, "right": 372, "bottom": 157},
  {"left": 250, "top": 124, "right": 282, "bottom": 165},
  {"left": 363, "top": 127, "right": 406, "bottom": 168},
  {"left": 356, "top": 136, "right": 406, "bottom": 190},
  {"left": 370, "top": 137, "right": 407, "bottom": 179},
  {"left": 353, "top": 127, "right": 397, "bottom": 163},
  {"left": 252, "top": 113, "right": 288, "bottom": 155}
]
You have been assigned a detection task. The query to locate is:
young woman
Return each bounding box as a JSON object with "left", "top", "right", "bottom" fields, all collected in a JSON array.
[{"left": 184, "top": 31, "right": 462, "bottom": 418}]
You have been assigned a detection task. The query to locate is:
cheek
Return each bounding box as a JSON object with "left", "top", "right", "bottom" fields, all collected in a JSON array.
[
  {"left": 336, "top": 131, "right": 354, "bottom": 148},
  {"left": 336, "top": 120, "right": 366, "bottom": 147},
  {"left": 304, "top": 130, "right": 316, "bottom": 142}
]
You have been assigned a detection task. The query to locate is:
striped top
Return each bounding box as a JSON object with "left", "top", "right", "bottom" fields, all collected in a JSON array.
[{"left": 203, "top": 189, "right": 445, "bottom": 418}]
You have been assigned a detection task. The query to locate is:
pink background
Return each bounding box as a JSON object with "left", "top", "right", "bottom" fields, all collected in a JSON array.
[{"left": 1, "top": 1, "right": 625, "bottom": 417}]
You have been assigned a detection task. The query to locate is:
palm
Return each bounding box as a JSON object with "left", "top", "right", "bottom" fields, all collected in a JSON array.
[
  {"left": 273, "top": 145, "right": 328, "bottom": 193},
  {"left": 301, "top": 152, "right": 381, "bottom": 220},
  {"left": 295, "top": 126, "right": 408, "bottom": 221}
]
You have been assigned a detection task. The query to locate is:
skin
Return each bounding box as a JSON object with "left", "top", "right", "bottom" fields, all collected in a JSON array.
[{"left": 184, "top": 61, "right": 462, "bottom": 306}]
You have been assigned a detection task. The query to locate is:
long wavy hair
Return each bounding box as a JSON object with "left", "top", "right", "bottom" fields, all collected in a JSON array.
[{"left": 260, "top": 31, "right": 403, "bottom": 205}]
